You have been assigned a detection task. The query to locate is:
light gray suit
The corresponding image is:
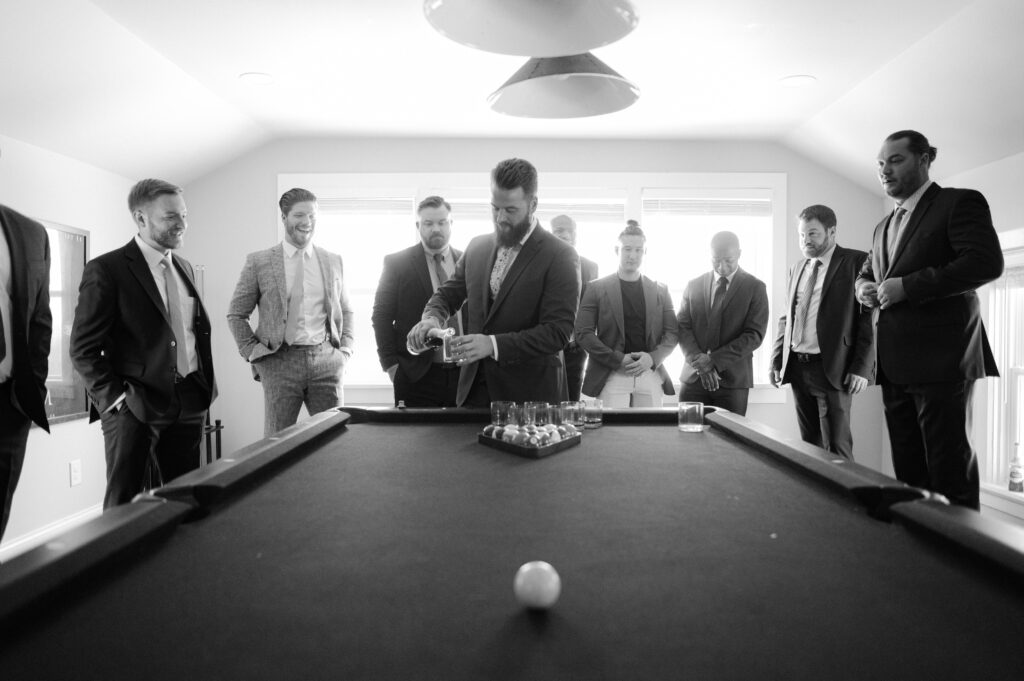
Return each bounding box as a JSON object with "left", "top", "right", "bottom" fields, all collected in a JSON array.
[
  {"left": 575, "top": 273, "right": 677, "bottom": 399},
  {"left": 227, "top": 243, "right": 354, "bottom": 434}
]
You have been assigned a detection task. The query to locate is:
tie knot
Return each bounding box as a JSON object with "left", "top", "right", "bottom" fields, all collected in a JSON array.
[
  {"left": 718, "top": 276, "right": 728, "bottom": 286},
  {"left": 433, "top": 252, "right": 443, "bottom": 263},
  {"left": 895, "top": 207, "right": 907, "bottom": 220}
]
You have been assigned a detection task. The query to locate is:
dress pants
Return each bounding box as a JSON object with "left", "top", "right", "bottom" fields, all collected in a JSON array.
[
  {"left": 101, "top": 373, "right": 207, "bottom": 509},
  {"left": 255, "top": 341, "right": 346, "bottom": 436},
  {"left": 597, "top": 369, "right": 665, "bottom": 408},
  {"left": 679, "top": 381, "right": 749, "bottom": 416},
  {"left": 785, "top": 358, "right": 854, "bottom": 460},
  {"left": 394, "top": 362, "right": 460, "bottom": 407},
  {"left": 881, "top": 380, "right": 980, "bottom": 509},
  {"left": 0, "top": 381, "right": 31, "bottom": 541}
]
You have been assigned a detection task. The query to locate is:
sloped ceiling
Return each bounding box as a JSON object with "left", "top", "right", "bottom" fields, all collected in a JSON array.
[{"left": 0, "top": 0, "right": 1020, "bottom": 190}]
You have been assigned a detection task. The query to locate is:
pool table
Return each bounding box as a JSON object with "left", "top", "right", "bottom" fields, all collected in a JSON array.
[{"left": 2, "top": 407, "right": 1024, "bottom": 680}]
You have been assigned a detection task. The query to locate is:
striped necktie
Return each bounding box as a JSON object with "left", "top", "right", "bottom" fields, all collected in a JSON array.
[
  {"left": 160, "top": 259, "right": 190, "bottom": 377},
  {"left": 790, "top": 259, "right": 821, "bottom": 348}
]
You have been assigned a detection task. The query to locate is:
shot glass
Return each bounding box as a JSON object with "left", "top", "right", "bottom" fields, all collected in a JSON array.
[
  {"left": 441, "top": 330, "right": 457, "bottom": 363},
  {"left": 583, "top": 398, "right": 603, "bottom": 429},
  {"left": 559, "top": 401, "right": 584, "bottom": 428},
  {"left": 490, "top": 401, "right": 517, "bottom": 426},
  {"left": 678, "top": 401, "right": 704, "bottom": 432},
  {"left": 523, "top": 401, "right": 550, "bottom": 426}
]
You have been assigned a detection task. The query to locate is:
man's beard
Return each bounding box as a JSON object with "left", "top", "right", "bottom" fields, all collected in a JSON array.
[{"left": 494, "top": 215, "right": 531, "bottom": 247}]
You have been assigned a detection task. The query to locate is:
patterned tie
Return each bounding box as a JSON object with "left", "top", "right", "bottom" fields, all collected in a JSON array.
[
  {"left": 284, "top": 251, "right": 305, "bottom": 344},
  {"left": 790, "top": 259, "right": 821, "bottom": 348},
  {"left": 160, "top": 259, "right": 190, "bottom": 377},
  {"left": 887, "top": 207, "right": 907, "bottom": 260},
  {"left": 432, "top": 252, "right": 449, "bottom": 287},
  {"left": 490, "top": 246, "right": 516, "bottom": 298}
]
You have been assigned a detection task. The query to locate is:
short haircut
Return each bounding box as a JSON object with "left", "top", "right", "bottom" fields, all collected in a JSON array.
[
  {"left": 798, "top": 204, "right": 837, "bottom": 230},
  {"left": 418, "top": 195, "right": 451, "bottom": 213},
  {"left": 619, "top": 222, "right": 646, "bottom": 243},
  {"left": 279, "top": 188, "right": 318, "bottom": 216},
  {"left": 886, "top": 130, "right": 938, "bottom": 162},
  {"left": 128, "top": 179, "right": 182, "bottom": 214},
  {"left": 491, "top": 158, "right": 538, "bottom": 197},
  {"left": 711, "top": 231, "right": 740, "bottom": 251},
  {"left": 551, "top": 214, "right": 576, "bottom": 230}
]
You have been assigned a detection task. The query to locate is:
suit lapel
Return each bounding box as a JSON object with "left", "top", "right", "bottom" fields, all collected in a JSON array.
[
  {"left": 702, "top": 272, "right": 715, "bottom": 325},
  {"left": 820, "top": 250, "right": 840, "bottom": 300},
  {"left": 271, "top": 243, "right": 288, "bottom": 311},
  {"left": 0, "top": 212, "right": 27, "bottom": 313},
  {"left": 642, "top": 276, "right": 658, "bottom": 345},
  {"left": 608, "top": 277, "right": 625, "bottom": 339},
  {"left": 410, "top": 246, "right": 433, "bottom": 297},
  {"left": 489, "top": 229, "right": 542, "bottom": 320},
  {"left": 125, "top": 240, "right": 172, "bottom": 327},
  {"left": 888, "top": 183, "right": 940, "bottom": 274}
]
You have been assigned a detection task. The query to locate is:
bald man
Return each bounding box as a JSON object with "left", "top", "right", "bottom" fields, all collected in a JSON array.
[{"left": 677, "top": 231, "right": 769, "bottom": 415}]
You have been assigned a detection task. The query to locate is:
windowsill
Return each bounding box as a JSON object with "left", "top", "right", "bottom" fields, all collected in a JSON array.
[{"left": 981, "top": 483, "right": 1024, "bottom": 526}]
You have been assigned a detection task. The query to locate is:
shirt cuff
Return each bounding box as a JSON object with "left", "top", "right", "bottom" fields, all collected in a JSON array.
[
  {"left": 106, "top": 394, "right": 126, "bottom": 413},
  {"left": 490, "top": 335, "right": 499, "bottom": 361}
]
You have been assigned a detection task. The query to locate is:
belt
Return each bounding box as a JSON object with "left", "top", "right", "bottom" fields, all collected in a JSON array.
[
  {"left": 433, "top": 362, "right": 460, "bottom": 371},
  {"left": 792, "top": 352, "right": 821, "bottom": 363}
]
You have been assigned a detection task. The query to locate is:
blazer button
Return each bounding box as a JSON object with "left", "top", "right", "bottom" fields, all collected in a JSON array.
[{"left": 171, "top": 341, "right": 177, "bottom": 347}]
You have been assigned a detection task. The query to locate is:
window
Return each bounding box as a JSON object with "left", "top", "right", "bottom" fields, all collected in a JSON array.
[
  {"left": 280, "top": 172, "right": 785, "bottom": 394},
  {"left": 982, "top": 239, "right": 1024, "bottom": 493}
]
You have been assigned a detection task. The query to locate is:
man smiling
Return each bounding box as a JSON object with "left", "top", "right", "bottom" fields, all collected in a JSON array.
[
  {"left": 71, "top": 179, "right": 216, "bottom": 507},
  {"left": 227, "top": 188, "right": 354, "bottom": 435}
]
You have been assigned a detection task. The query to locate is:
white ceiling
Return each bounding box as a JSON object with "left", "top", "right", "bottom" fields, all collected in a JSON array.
[{"left": 1, "top": 0, "right": 1021, "bottom": 190}]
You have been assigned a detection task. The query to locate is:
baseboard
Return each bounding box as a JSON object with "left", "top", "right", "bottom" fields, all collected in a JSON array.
[{"left": 0, "top": 504, "right": 104, "bottom": 563}]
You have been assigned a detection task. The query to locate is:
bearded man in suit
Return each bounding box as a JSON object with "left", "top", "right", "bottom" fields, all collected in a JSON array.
[
  {"left": 677, "top": 231, "right": 769, "bottom": 416},
  {"left": 409, "top": 158, "right": 579, "bottom": 406},
  {"left": 770, "top": 204, "right": 874, "bottom": 460},
  {"left": 372, "top": 196, "right": 463, "bottom": 407},
  {"left": 856, "top": 130, "right": 1003, "bottom": 509}
]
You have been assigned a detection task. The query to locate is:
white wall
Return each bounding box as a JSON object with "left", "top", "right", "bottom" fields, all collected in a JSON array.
[
  {"left": 183, "top": 136, "right": 888, "bottom": 470},
  {"left": 0, "top": 133, "right": 134, "bottom": 556}
]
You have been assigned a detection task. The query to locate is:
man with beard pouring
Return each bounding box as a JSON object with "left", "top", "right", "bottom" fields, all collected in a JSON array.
[{"left": 408, "top": 158, "right": 579, "bottom": 406}]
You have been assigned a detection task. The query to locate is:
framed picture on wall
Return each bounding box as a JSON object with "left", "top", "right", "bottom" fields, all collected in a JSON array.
[{"left": 41, "top": 220, "right": 89, "bottom": 424}]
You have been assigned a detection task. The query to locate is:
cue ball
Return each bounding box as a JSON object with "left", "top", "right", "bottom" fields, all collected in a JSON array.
[{"left": 513, "top": 561, "right": 561, "bottom": 609}]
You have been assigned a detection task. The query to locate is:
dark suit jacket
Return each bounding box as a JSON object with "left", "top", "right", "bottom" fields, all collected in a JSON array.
[
  {"left": 771, "top": 245, "right": 875, "bottom": 389},
  {"left": 575, "top": 273, "right": 677, "bottom": 397},
  {"left": 580, "top": 256, "right": 599, "bottom": 293},
  {"left": 856, "top": 183, "right": 1003, "bottom": 384},
  {"left": 424, "top": 225, "right": 579, "bottom": 405},
  {"left": 677, "top": 268, "right": 769, "bottom": 389},
  {"left": 70, "top": 239, "right": 216, "bottom": 422},
  {"left": 0, "top": 206, "right": 51, "bottom": 431},
  {"left": 371, "top": 243, "right": 463, "bottom": 382}
]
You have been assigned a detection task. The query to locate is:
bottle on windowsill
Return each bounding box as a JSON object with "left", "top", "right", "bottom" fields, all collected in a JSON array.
[{"left": 1009, "top": 443, "right": 1023, "bottom": 493}]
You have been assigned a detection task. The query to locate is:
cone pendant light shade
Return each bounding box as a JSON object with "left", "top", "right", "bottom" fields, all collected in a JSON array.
[
  {"left": 488, "top": 53, "right": 639, "bottom": 118},
  {"left": 423, "top": 0, "right": 638, "bottom": 57}
]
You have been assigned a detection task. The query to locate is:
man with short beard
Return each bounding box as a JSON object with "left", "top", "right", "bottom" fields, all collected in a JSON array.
[
  {"left": 71, "top": 179, "right": 217, "bottom": 507},
  {"left": 409, "top": 159, "right": 579, "bottom": 406},
  {"left": 372, "top": 195, "right": 464, "bottom": 407}
]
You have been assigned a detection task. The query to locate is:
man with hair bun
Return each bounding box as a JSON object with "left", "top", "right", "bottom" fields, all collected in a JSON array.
[
  {"left": 227, "top": 188, "right": 353, "bottom": 436},
  {"left": 856, "top": 130, "right": 1003, "bottom": 508}
]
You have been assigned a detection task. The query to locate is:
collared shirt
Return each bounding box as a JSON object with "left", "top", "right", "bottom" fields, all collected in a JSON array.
[
  {"left": 0, "top": 227, "right": 12, "bottom": 382},
  {"left": 423, "top": 244, "right": 455, "bottom": 290},
  {"left": 890, "top": 180, "right": 934, "bottom": 255},
  {"left": 490, "top": 220, "right": 539, "bottom": 360},
  {"left": 791, "top": 243, "right": 836, "bottom": 354},
  {"left": 134, "top": 235, "right": 198, "bottom": 374},
  {"left": 709, "top": 269, "right": 738, "bottom": 308},
  {"left": 282, "top": 240, "right": 328, "bottom": 345}
]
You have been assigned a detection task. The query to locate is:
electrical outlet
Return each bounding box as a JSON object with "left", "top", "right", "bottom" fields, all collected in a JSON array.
[{"left": 69, "top": 459, "right": 83, "bottom": 487}]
